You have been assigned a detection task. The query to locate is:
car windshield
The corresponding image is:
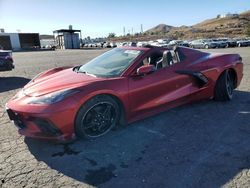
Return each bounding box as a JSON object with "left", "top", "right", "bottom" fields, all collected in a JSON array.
[{"left": 78, "top": 48, "right": 143, "bottom": 77}]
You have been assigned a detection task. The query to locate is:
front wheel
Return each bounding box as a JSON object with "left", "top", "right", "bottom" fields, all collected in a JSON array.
[
  {"left": 75, "top": 95, "right": 120, "bottom": 138},
  {"left": 214, "top": 70, "right": 235, "bottom": 101}
]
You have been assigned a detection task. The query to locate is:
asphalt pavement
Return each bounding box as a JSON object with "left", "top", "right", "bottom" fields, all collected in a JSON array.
[{"left": 0, "top": 47, "right": 250, "bottom": 188}]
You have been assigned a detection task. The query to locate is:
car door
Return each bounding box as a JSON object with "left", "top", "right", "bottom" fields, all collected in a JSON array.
[
  {"left": 197, "top": 40, "right": 203, "bottom": 48},
  {"left": 128, "top": 59, "right": 194, "bottom": 120},
  {"left": 192, "top": 40, "right": 198, "bottom": 48}
]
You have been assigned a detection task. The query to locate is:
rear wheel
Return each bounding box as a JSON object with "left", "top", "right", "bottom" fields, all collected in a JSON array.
[
  {"left": 75, "top": 95, "right": 120, "bottom": 138},
  {"left": 5, "top": 61, "right": 13, "bottom": 70},
  {"left": 214, "top": 70, "right": 235, "bottom": 101},
  {"left": 205, "top": 44, "right": 209, "bottom": 49}
]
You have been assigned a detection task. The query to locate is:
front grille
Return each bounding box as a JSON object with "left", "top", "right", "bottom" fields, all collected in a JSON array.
[
  {"left": 6, "top": 109, "right": 26, "bottom": 129},
  {"left": 14, "top": 120, "right": 26, "bottom": 129},
  {"left": 6, "top": 109, "right": 18, "bottom": 120}
]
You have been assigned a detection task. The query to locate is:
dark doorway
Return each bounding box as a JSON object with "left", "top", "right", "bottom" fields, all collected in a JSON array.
[
  {"left": 0, "top": 35, "right": 12, "bottom": 50},
  {"left": 18, "top": 33, "right": 41, "bottom": 49}
]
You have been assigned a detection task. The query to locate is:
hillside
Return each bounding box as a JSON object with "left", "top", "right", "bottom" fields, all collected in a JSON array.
[
  {"left": 145, "top": 24, "right": 173, "bottom": 34},
  {"left": 114, "top": 10, "right": 250, "bottom": 41},
  {"left": 241, "top": 10, "right": 250, "bottom": 18}
]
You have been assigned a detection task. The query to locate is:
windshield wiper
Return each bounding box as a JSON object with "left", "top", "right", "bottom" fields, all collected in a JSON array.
[
  {"left": 84, "top": 72, "right": 97, "bottom": 77},
  {"left": 76, "top": 69, "right": 97, "bottom": 77},
  {"left": 73, "top": 66, "right": 97, "bottom": 77}
]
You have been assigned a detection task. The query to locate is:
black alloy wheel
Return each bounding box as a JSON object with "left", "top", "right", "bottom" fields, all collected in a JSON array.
[
  {"left": 75, "top": 95, "right": 120, "bottom": 138},
  {"left": 225, "top": 71, "right": 234, "bottom": 99},
  {"left": 82, "top": 102, "right": 116, "bottom": 137},
  {"left": 214, "top": 70, "right": 235, "bottom": 101}
]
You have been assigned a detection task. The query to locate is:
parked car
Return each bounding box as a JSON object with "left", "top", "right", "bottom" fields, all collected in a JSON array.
[
  {"left": 211, "top": 39, "right": 228, "bottom": 48},
  {"left": 96, "top": 43, "right": 103, "bottom": 48},
  {"left": 110, "top": 42, "right": 117, "bottom": 48},
  {"left": 45, "top": 45, "right": 56, "bottom": 50},
  {"left": 235, "top": 38, "right": 250, "bottom": 47},
  {"left": 0, "top": 50, "right": 14, "bottom": 71},
  {"left": 218, "top": 38, "right": 237, "bottom": 47},
  {"left": 6, "top": 46, "right": 243, "bottom": 141},
  {"left": 168, "top": 40, "right": 189, "bottom": 47},
  {"left": 189, "top": 39, "right": 217, "bottom": 49},
  {"left": 156, "top": 41, "right": 169, "bottom": 47},
  {"left": 148, "top": 41, "right": 160, "bottom": 46},
  {"left": 103, "top": 42, "right": 109, "bottom": 48},
  {"left": 120, "top": 42, "right": 129, "bottom": 47},
  {"left": 127, "top": 42, "right": 137, "bottom": 47},
  {"left": 137, "top": 41, "right": 148, "bottom": 47}
]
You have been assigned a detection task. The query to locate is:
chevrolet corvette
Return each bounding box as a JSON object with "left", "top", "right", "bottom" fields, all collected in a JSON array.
[{"left": 6, "top": 46, "right": 243, "bottom": 141}]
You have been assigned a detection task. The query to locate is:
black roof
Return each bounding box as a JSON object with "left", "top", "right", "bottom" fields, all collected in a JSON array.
[{"left": 53, "top": 29, "right": 81, "bottom": 33}]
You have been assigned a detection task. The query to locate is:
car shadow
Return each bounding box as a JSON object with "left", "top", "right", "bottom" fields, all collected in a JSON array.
[
  {"left": 25, "top": 90, "right": 250, "bottom": 187},
  {"left": 0, "top": 77, "right": 31, "bottom": 93}
]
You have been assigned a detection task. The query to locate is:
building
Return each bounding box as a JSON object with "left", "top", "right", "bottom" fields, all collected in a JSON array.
[
  {"left": 0, "top": 32, "right": 40, "bottom": 50},
  {"left": 53, "top": 26, "right": 82, "bottom": 49},
  {"left": 217, "top": 13, "right": 239, "bottom": 19}
]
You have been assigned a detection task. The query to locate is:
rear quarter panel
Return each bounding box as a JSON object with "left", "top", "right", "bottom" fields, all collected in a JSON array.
[
  {"left": 201, "top": 54, "right": 243, "bottom": 87},
  {"left": 184, "top": 51, "right": 243, "bottom": 101}
]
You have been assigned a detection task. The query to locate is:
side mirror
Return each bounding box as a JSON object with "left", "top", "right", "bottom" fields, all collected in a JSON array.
[{"left": 137, "top": 65, "right": 155, "bottom": 75}]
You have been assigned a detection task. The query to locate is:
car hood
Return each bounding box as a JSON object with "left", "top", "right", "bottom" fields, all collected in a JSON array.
[{"left": 23, "top": 68, "right": 101, "bottom": 97}]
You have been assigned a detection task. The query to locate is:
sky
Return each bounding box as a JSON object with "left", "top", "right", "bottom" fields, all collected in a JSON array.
[{"left": 0, "top": 0, "right": 250, "bottom": 38}]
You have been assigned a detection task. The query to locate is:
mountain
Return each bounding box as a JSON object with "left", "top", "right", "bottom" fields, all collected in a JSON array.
[
  {"left": 145, "top": 24, "right": 174, "bottom": 34},
  {"left": 241, "top": 10, "right": 250, "bottom": 17},
  {"left": 142, "top": 10, "right": 250, "bottom": 39}
]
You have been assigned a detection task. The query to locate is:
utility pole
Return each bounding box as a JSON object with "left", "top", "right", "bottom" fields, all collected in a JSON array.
[
  {"left": 123, "top": 27, "right": 125, "bottom": 36},
  {"left": 141, "top": 24, "right": 143, "bottom": 33}
]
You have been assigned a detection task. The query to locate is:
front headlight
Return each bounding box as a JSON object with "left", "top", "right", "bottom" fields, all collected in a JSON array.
[{"left": 28, "top": 89, "right": 79, "bottom": 104}]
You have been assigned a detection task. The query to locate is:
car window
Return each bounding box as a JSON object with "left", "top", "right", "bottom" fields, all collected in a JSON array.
[
  {"left": 0, "top": 52, "right": 10, "bottom": 57},
  {"left": 79, "top": 48, "right": 143, "bottom": 77},
  {"left": 137, "top": 49, "right": 184, "bottom": 72}
]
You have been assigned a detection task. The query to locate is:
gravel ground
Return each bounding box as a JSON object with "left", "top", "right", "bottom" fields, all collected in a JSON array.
[{"left": 0, "top": 47, "right": 250, "bottom": 188}]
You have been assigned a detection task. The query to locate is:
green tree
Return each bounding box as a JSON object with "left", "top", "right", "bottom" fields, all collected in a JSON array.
[
  {"left": 134, "top": 33, "right": 140, "bottom": 37},
  {"left": 108, "top": 33, "right": 116, "bottom": 38}
]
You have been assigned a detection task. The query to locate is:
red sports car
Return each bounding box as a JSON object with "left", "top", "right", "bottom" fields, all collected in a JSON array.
[{"left": 6, "top": 46, "right": 243, "bottom": 141}]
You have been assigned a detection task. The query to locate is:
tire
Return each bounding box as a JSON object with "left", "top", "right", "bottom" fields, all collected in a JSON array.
[
  {"left": 214, "top": 70, "right": 235, "bottom": 101},
  {"left": 75, "top": 95, "right": 120, "bottom": 139},
  {"left": 205, "top": 44, "right": 209, "bottom": 49},
  {"left": 5, "top": 61, "right": 13, "bottom": 70}
]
